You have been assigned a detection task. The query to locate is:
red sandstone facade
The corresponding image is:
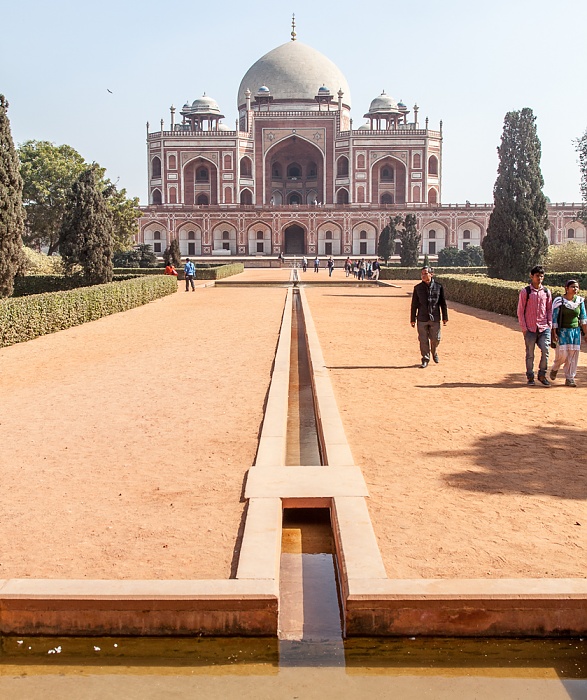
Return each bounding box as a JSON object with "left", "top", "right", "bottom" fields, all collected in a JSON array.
[{"left": 139, "top": 32, "right": 584, "bottom": 259}]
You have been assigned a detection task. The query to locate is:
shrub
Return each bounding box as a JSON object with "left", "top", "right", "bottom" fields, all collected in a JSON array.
[
  {"left": 379, "top": 266, "right": 486, "bottom": 280},
  {"left": 112, "top": 263, "right": 244, "bottom": 280},
  {"left": 437, "top": 246, "right": 485, "bottom": 267},
  {"left": 113, "top": 244, "right": 159, "bottom": 268},
  {"left": 12, "top": 273, "right": 137, "bottom": 297},
  {"left": 436, "top": 274, "right": 565, "bottom": 318},
  {"left": 545, "top": 243, "right": 587, "bottom": 272},
  {"left": 22, "top": 247, "right": 64, "bottom": 275},
  {"left": 0, "top": 275, "right": 177, "bottom": 347}
]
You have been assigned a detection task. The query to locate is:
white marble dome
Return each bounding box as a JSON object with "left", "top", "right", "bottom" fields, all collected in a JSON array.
[
  {"left": 238, "top": 41, "right": 351, "bottom": 109},
  {"left": 368, "top": 91, "right": 399, "bottom": 114},
  {"left": 191, "top": 94, "right": 222, "bottom": 114}
]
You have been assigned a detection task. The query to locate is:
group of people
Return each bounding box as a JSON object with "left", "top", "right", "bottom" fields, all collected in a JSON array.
[
  {"left": 299, "top": 256, "right": 381, "bottom": 280},
  {"left": 410, "top": 264, "right": 587, "bottom": 385},
  {"left": 517, "top": 265, "right": 587, "bottom": 387},
  {"left": 165, "top": 258, "right": 196, "bottom": 292}
]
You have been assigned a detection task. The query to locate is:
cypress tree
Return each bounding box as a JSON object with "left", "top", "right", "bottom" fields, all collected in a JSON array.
[
  {"left": 164, "top": 238, "right": 181, "bottom": 267},
  {"left": 0, "top": 95, "right": 26, "bottom": 298},
  {"left": 398, "top": 213, "right": 421, "bottom": 267},
  {"left": 483, "top": 108, "right": 549, "bottom": 280},
  {"left": 377, "top": 224, "right": 393, "bottom": 263},
  {"left": 59, "top": 166, "right": 113, "bottom": 284}
]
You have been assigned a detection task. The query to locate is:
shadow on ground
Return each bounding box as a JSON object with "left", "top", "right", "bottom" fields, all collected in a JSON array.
[{"left": 440, "top": 424, "right": 587, "bottom": 500}]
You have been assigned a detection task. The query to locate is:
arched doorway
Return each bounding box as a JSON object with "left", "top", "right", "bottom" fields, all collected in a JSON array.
[{"left": 284, "top": 224, "right": 305, "bottom": 254}]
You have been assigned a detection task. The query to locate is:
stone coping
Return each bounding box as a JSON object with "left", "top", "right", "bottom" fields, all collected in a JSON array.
[{"left": 245, "top": 466, "right": 369, "bottom": 498}]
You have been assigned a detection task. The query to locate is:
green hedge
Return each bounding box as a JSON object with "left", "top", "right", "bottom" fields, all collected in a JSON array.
[
  {"left": 0, "top": 276, "right": 178, "bottom": 348},
  {"left": 380, "top": 266, "right": 486, "bottom": 280},
  {"left": 543, "top": 272, "right": 587, "bottom": 288},
  {"left": 436, "top": 275, "right": 566, "bottom": 318},
  {"left": 113, "top": 263, "right": 244, "bottom": 280},
  {"left": 12, "top": 274, "right": 138, "bottom": 297}
]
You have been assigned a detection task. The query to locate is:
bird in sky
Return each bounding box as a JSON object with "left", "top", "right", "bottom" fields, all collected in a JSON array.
[{"left": 107, "top": 89, "right": 113, "bottom": 94}]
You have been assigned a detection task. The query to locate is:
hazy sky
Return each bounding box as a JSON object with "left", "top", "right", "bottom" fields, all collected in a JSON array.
[{"left": 2, "top": 0, "right": 585, "bottom": 205}]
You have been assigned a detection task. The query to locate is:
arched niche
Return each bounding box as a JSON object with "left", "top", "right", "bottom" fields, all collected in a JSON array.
[{"left": 265, "top": 135, "right": 324, "bottom": 204}]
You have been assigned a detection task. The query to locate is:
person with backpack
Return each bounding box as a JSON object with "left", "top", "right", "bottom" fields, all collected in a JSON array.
[
  {"left": 549, "top": 279, "right": 587, "bottom": 387},
  {"left": 516, "top": 265, "right": 552, "bottom": 386},
  {"left": 184, "top": 257, "right": 196, "bottom": 292}
]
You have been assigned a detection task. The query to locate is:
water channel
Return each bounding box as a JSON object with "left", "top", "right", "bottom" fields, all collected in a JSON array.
[{"left": 2, "top": 280, "right": 586, "bottom": 698}]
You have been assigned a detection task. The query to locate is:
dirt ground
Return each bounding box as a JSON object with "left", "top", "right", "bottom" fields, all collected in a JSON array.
[
  {"left": 1, "top": 271, "right": 585, "bottom": 581},
  {"left": 0, "top": 282, "right": 286, "bottom": 579},
  {"left": 307, "top": 282, "right": 587, "bottom": 579}
]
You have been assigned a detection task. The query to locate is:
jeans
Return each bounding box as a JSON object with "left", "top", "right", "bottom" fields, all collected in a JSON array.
[
  {"left": 417, "top": 321, "right": 441, "bottom": 362},
  {"left": 185, "top": 274, "right": 195, "bottom": 291},
  {"left": 524, "top": 329, "right": 550, "bottom": 379}
]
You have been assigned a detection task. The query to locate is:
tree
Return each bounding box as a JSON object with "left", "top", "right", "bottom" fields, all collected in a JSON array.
[
  {"left": 545, "top": 243, "right": 587, "bottom": 272},
  {"left": 482, "top": 108, "right": 549, "bottom": 280},
  {"left": 463, "top": 245, "right": 485, "bottom": 266},
  {"left": 19, "top": 140, "right": 139, "bottom": 255},
  {"left": 576, "top": 127, "right": 587, "bottom": 226},
  {"left": 377, "top": 225, "right": 393, "bottom": 263},
  {"left": 163, "top": 238, "right": 181, "bottom": 267},
  {"left": 19, "top": 140, "right": 87, "bottom": 254},
  {"left": 59, "top": 166, "right": 113, "bottom": 284},
  {"left": 0, "top": 95, "right": 25, "bottom": 298},
  {"left": 398, "top": 213, "right": 421, "bottom": 266},
  {"left": 438, "top": 245, "right": 486, "bottom": 267},
  {"left": 104, "top": 182, "right": 141, "bottom": 252},
  {"left": 437, "top": 246, "right": 462, "bottom": 266}
]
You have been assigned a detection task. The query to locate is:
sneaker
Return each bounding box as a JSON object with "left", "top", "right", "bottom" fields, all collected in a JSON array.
[
  {"left": 537, "top": 376, "right": 550, "bottom": 386},
  {"left": 420, "top": 360, "right": 429, "bottom": 369},
  {"left": 527, "top": 378, "right": 536, "bottom": 386},
  {"left": 565, "top": 379, "right": 577, "bottom": 387},
  {"left": 550, "top": 369, "right": 558, "bottom": 381},
  {"left": 433, "top": 353, "right": 439, "bottom": 364}
]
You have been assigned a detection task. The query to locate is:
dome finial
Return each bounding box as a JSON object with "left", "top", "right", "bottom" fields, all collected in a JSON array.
[{"left": 291, "top": 13, "right": 296, "bottom": 41}]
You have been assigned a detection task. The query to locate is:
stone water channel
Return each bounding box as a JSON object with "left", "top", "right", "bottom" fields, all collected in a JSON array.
[{"left": 1, "top": 274, "right": 586, "bottom": 698}]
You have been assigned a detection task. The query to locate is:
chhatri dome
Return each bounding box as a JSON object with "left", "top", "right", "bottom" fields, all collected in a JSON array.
[{"left": 237, "top": 21, "right": 351, "bottom": 110}]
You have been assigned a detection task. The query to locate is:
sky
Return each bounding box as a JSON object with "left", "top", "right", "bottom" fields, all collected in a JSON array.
[{"left": 2, "top": 0, "right": 586, "bottom": 206}]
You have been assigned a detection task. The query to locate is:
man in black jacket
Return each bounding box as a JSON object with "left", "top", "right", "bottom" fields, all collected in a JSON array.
[{"left": 410, "top": 266, "right": 448, "bottom": 368}]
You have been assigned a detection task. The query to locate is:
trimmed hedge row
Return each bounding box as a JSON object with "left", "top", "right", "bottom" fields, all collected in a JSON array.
[
  {"left": 436, "top": 275, "right": 566, "bottom": 318},
  {"left": 113, "top": 263, "right": 245, "bottom": 280},
  {"left": 542, "top": 272, "right": 587, "bottom": 288},
  {"left": 12, "top": 274, "right": 137, "bottom": 297},
  {"left": 380, "top": 266, "right": 486, "bottom": 280},
  {"left": 0, "top": 276, "right": 178, "bottom": 348}
]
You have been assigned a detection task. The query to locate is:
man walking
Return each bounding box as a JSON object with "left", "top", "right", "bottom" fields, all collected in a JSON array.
[
  {"left": 517, "top": 265, "right": 552, "bottom": 386},
  {"left": 410, "top": 266, "right": 448, "bottom": 368},
  {"left": 314, "top": 256, "right": 320, "bottom": 273},
  {"left": 372, "top": 258, "right": 381, "bottom": 281},
  {"left": 184, "top": 257, "right": 196, "bottom": 292}
]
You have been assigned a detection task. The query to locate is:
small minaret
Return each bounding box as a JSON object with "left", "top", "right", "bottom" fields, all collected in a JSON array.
[
  {"left": 170, "top": 105, "right": 175, "bottom": 130},
  {"left": 413, "top": 104, "right": 419, "bottom": 127},
  {"left": 338, "top": 88, "right": 344, "bottom": 112}
]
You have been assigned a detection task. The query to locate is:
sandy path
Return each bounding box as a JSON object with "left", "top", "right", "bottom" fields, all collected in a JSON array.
[
  {"left": 0, "top": 283, "right": 286, "bottom": 580},
  {"left": 307, "top": 283, "right": 587, "bottom": 579}
]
